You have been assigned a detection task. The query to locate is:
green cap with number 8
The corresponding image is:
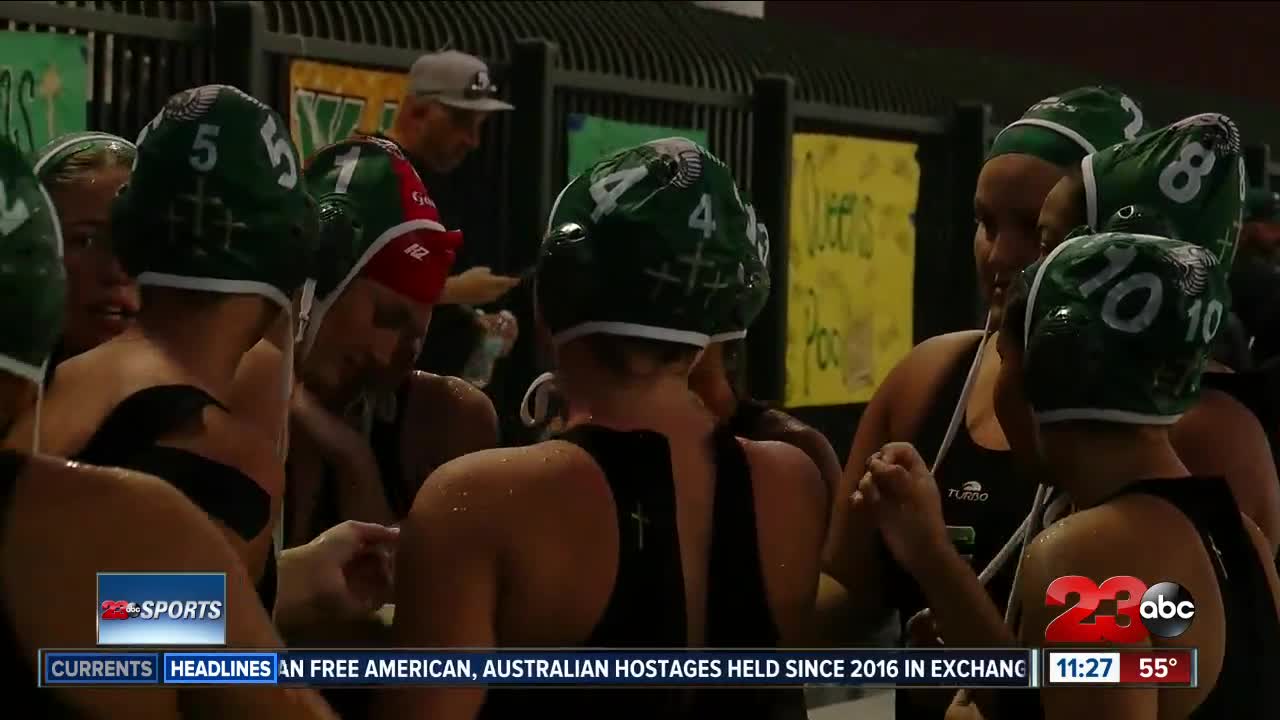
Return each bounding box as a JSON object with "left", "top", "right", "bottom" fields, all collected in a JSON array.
[
  {"left": 112, "top": 84, "right": 318, "bottom": 308},
  {"left": 537, "top": 138, "right": 769, "bottom": 347},
  {"left": 1012, "top": 232, "right": 1227, "bottom": 425},
  {"left": 1082, "top": 113, "right": 1244, "bottom": 268}
]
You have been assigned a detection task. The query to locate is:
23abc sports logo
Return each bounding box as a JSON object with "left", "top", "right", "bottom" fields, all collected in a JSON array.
[
  {"left": 1045, "top": 575, "right": 1196, "bottom": 643},
  {"left": 100, "top": 599, "right": 223, "bottom": 621},
  {"left": 97, "top": 572, "right": 227, "bottom": 646}
]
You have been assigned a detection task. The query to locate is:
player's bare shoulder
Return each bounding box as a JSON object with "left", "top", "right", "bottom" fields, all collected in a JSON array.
[
  {"left": 880, "top": 330, "right": 986, "bottom": 434},
  {"left": 5, "top": 455, "right": 222, "bottom": 557},
  {"left": 737, "top": 438, "right": 826, "bottom": 548},
  {"left": 406, "top": 439, "right": 610, "bottom": 535}
]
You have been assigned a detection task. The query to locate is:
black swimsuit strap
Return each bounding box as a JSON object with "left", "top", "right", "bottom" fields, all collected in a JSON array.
[{"left": 76, "top": 384, "right": 271, "bottom": 542}]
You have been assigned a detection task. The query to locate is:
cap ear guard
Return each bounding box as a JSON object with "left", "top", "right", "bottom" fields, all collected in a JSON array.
[
  {"left": 1023, "top": 304, "right": 1111, "bottom": 411},
  {"left": 312, "top": 194, "right": 365, "bottom": 297},
  {"left": 535, "top": 221, "right": 604, "bottom": 342},
  {"left": 1103, "top": 204, "right": 1180, "bottom": 239}
]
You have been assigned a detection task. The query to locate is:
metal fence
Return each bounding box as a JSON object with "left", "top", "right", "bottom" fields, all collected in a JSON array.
[{"left": 14, "top": 1, "right": 1263, "bottom": 456}]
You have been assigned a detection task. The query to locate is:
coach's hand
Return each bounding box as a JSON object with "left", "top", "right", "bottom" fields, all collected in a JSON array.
[
  {"left": 852, "top": 442, "right": 949, "bottom": 572},
  {"left": 276, "top": 520, "right": 399, "bottom": 634}
]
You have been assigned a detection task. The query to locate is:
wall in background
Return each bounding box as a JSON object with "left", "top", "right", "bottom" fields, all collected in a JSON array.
[{"left": 766, "top": 1, "right": 1279, "bottom": 107}]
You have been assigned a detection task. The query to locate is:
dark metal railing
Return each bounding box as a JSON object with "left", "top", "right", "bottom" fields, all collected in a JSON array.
[{"left": 4, "top": 0, "right": 1272, "bottom": 455}]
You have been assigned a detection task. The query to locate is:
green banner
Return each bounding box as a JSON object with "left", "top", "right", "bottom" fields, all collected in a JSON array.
[
  {"left": 0, "top": 32, "right": 88, "bottom": 155},
  {"left": 566, "top": 114, "right": 709, "bottom": 180}
]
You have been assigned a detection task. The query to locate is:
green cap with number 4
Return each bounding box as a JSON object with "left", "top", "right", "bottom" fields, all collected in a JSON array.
[
  {"left": 537, "top": 138, "right": 769, "bottom": 347},
  {"left": 1082, "top": 113, "right": 1244, "bottom": 268},
  {"left": 112, "top": 84, "right": 318, "bottom": 308},
  {"left": 1013, "top": 232, "right": 1227, "bottom": 425}
]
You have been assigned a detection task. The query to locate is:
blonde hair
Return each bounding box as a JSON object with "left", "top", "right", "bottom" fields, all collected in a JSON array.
[{"left": 41, "top": 140, "right": 135, "bottom": 193}]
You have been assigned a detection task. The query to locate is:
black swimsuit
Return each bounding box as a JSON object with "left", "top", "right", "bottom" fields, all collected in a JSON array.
[
  {"left": 1002, "top": 476, "right": 1280, "bottom": 718},
  {"left": 476, "top": 424, "right": 804, "bottom": 720},
  {"left": 75, "top": 385, "right": 277, "bottom": 612}
]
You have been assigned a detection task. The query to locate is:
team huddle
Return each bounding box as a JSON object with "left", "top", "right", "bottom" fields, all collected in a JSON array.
[{"left": 0, "top": 77, "right": 1278, "bottom": 720}]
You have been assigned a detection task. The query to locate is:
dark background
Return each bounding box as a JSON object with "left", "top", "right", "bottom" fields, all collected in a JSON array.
[{"left": 768, "top": 1, "right": 1279, "bottom": 109}]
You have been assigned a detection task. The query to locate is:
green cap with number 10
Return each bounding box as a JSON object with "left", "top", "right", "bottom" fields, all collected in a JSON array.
[
  {"left": 1015, "top": 232, "right": 1228, "bottom": 425},
  {"left": 112, "top": 85, "right": 318, "bottom": 308},
  {"left": 537, "top": 138, "right": 770, "bottom": 348}
]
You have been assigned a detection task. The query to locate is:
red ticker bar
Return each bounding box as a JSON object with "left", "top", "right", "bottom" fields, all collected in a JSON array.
[{"left": 1118, "top": 649, "right": 1195, "bottom": 687}]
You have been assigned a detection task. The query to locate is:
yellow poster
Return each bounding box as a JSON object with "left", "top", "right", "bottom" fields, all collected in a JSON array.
[
  {"left": 785, "top": 133, "right": 919, "bottom": 408},
  {"left": 288, "top": 59, "right": 407, "bottom": 159}
]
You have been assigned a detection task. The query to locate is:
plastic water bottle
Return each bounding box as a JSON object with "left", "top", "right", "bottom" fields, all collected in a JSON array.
[{"left": 461, "top": 310, "right": 515, "bottom": 389}]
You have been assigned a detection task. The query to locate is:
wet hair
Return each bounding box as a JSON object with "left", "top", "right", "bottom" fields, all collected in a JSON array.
[
  {"left": 584, "top": 335, "right": 700, "bottom": 377},
  {"left": 41, "top": 142, "right": 135, "bottom": 194}
]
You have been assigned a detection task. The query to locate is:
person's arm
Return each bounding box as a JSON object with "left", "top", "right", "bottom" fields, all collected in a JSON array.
[
  {"left": 290, "top": 389, "right": 393, "bottom": 527},
  {"left": 855, "top": 444, "right": 1015, "bottom": 648},
  {"left": 768, "top": 418, "right": 842, "bottom": 519},
  {"left": 817, "top": 381, "right": 895, "bottom": 643},
  {"left": 742, "top": 439, "right": 827, "bottom": 647},
  {"left": 1172, "top": 389, "right": 1280, "bottom": 553},
  {"left": 274, "top": 520, "right": 398, "bottom": 645},
  {"left": 2, "top": 355, "right": 115, "bottom": 456},
  {"left": 402, "top": 372, "right": 498, "bottom": 498},
  {"left": 438, "top": 267, "right": 521, "bottom": 306},
  {"left": 1015, "top": 516, "right": 1157, "bottom": 720},
  {"left": 373, "top": 456, "right": 503, "bottom": 720},
  {"left": 2, "top": 459, "right": 337, "bottom": 720},
  {"left": 229, "top": 324, "right": 294, "bottom": 447}
]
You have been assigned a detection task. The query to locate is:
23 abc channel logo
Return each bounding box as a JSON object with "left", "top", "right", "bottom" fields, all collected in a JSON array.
[
  {"left": 100, "top": 600, "right": 142, "bottom": 620},
  {"left": 1045, "top": 575, "right": 1196, "bottom": 643}
]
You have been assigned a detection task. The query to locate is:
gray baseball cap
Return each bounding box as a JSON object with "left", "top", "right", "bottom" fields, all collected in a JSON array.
[{"left": 408, "top": 50, "right": 514, "bottom": 112}]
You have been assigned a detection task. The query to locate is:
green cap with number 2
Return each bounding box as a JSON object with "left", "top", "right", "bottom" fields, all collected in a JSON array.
[
  {"left": 112, "top": 84, "right": 318, "bottom": 308},
  {"left": 987, "top": 86, "right": 1148, "bottom": 167},
  {"left": 1014, "top": 232, "right": 1227, "bottom": 425},
  {"left": 1083, "top": 113, "right": 1245, "bottom": 268},
  {"left": 537, "top": 138, "right": 770, "bottom": 347}
]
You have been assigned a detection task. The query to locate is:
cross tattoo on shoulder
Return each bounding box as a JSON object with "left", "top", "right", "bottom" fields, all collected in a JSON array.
[{"left": 630, "top": 504, "right": 650, "bottom": 551}]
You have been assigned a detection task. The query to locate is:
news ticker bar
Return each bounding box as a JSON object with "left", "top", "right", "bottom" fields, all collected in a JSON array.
[{"left": 37, "top": 648, "right": 1197, "bottom": 689}]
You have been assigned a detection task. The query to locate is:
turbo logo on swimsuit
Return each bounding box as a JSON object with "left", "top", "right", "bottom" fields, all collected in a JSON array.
[
  {"left": 1044, "top": 576, "right": 1196, "bottom": 643},
  {"left": 96, "top": 573, "right": 227, "bottom": 646}
]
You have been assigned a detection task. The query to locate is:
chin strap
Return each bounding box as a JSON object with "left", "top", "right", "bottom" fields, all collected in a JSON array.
[
  {"left": 31, "top": 360, "right": 47, "bottom": 455},
  {"left": 272, "top": 289, "right": 310, "bottom": 562},
  {"left": 908, "top": 309, "right": 1069, "bottom": 638},
  {"left": 519, "top": 371, "right": 558, "bottom": 428}
]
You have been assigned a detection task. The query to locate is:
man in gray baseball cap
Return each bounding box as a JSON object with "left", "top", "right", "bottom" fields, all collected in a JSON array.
[
  {"left": 385, "top": 49, "right": 513, "bottom": 176},
  {"left": 373, "top": 49, "right": 520, "bottom": 309}
]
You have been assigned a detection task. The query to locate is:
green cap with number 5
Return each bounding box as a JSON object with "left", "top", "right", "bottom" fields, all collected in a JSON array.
[
  {"left": 537, "top": 138, "right": 769, "bottom": 347},
  {"left": 1011, "top": 232, "right": 1227, "bottom": 425},
  {"left": 1082, "top": 113, "right": 1244, "bottom": 268},
  {"left": 112, "top": 84, "right": 318, "bottom": 308}
]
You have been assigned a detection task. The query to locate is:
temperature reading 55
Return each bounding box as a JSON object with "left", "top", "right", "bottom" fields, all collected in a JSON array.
[{"left": 1139, "top": 657, "right": 1177, "bottom": 679}]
